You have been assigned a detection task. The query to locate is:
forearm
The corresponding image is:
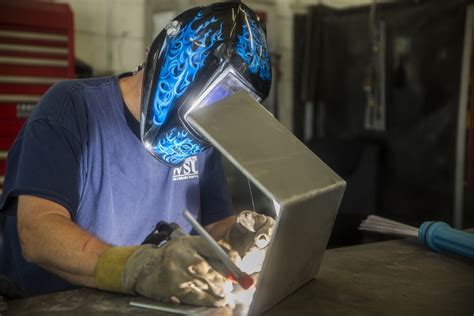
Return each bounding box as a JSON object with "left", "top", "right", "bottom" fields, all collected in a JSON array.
[
  {"left": 18, "top": 196, "right": 110, "bottom": 288},
  {"left": 33, "top": 215, "right": 109, "bottom": 287},
  {"left": 39, "top": 258, "right": 102, "bottom": 288}
]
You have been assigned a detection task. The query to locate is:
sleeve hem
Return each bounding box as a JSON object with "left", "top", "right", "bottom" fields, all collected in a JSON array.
[{"left": 2, "top": 187, "right": 76, "bottom": 221}]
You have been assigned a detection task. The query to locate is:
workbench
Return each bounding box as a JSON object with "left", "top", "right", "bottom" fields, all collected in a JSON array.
[{"left": 4, "top": 238, "right": 474, "bottom": 315}]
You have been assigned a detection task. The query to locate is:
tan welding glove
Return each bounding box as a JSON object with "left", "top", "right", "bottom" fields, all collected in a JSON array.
[
  {"left": 95, "top": 236, "right": 232, "bottom": 307},
  {"left": 220, "top": 211, "right": 275, "bottom": 274}
]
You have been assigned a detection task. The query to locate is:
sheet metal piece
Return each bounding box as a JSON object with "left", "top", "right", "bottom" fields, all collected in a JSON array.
[
  {"left": 188, "top": 92, "right": 346, "bottom": 315},
  {"left": 454, "top": 5, "right": 474, "bottom": 228}
]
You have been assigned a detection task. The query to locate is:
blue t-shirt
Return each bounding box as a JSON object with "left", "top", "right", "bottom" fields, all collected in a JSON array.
[{"left": 0, "top": 74, "right": 234, "bottom": 295}]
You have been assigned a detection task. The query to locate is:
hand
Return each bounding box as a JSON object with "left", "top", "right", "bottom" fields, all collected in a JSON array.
[
  {"left": 221, "top": 211, "right": 275, "bottom": 274},
  {"left": 95, "top": 236, "right": 232, "bottom": 307}
]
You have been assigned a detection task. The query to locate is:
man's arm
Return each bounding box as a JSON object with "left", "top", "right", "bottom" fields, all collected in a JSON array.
[
  {"left": 17, "top": 194, "right": 234, "bottom": 288},
  {"left": 17, "top": 194, "right": 232, "bottom": 306},
  {"left": 17, "top": 195, "right": 110, "bottom": 288}
]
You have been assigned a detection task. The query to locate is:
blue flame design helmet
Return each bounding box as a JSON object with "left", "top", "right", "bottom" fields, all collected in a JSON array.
[{"left": 140, "top": 2, "right": 272, "bottom": 166}]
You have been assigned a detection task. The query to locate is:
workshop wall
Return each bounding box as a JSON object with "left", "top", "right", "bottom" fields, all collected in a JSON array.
[{"left": 53, "top": 0, "right": 146, "bottom": 76}]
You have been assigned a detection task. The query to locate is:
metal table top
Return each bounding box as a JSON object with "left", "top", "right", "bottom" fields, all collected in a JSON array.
[{"left": 5, "top": 238, "right": 474, "bottom": 316}]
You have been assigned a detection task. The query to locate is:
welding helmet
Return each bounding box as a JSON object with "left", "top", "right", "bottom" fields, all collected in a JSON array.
[{"left": 140, "top": 2, "right": 272, "bottom": 166}]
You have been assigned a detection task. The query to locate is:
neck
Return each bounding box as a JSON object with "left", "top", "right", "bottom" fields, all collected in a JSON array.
[{"left": 118, "top": 70, "right": 143, "bottom": 122}]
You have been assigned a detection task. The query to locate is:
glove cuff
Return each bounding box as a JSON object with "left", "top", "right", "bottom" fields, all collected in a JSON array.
[{"left": 94, "top": 246, "right": 138, "bottom": 293}]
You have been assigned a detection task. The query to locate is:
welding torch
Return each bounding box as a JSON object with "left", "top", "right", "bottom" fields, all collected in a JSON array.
[
  {"left": 142, "top": 212, "right": 254, "bottom": 290},
  {"left": 182, "top": 210, "right": 255, "bottom": 289}
]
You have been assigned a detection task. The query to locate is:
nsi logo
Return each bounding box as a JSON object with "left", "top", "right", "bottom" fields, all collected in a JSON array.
[{"left": 172, "top": 156, "right": 199, "bottom": 181}]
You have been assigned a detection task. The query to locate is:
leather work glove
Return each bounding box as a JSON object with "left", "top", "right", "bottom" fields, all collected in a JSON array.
[
  {"left": 220, "top": 211, "right": 275, "bottom": 274},
  {"left": 95, "top": 236, "right": 232, "bottom": 307}
]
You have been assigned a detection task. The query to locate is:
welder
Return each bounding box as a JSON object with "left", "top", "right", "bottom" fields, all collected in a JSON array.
[{"left": 0, "top": 2, "right": 274, "bottom": 306}]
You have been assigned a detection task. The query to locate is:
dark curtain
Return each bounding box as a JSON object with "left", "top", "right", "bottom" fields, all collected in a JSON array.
[{"left": 294, "top": 0, "right": 470, "bottom": 245}]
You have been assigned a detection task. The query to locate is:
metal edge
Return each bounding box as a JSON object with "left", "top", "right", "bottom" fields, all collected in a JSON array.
[
  {"left": 0, "top": 30, "right": 68, "bottom": 42},
  {"left": 0, "top": 95, "right": 41, "bottom": 103},
  {"left": 0, "top": 56, "right": 68, "bottom": 67},
  {"left": 0, "top": 43, "right": 67, "bottom": 55},
  {"left": 454, "top": 5, "right": 474, "bottom": 228},
  {"left": 0, "top": 75, "right": 65, "bottom": 85}
]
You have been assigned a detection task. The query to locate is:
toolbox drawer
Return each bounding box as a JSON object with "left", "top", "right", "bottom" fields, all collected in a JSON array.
[
  {"left": 0, "top": 137, "right": 15, "bottom": 151},
  {"left": 0, "top": 120, "right": 26, "bottom": 137},
  {"left": 0, "top": 1, "right": 74, "bottom": 155},
  {"left": 0, "top": 151, "right": 5, "bottom": 194},
  {"left": 0, "top": 159, "right": 6, "bottom": 175},
  {"left": 0, "top": 151, "right": 6, "bottom": 174}
]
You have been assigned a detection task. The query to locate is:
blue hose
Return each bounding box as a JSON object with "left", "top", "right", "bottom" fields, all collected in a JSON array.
[{"left": 418, "top": 221, "right": 474, "bottom": 259}]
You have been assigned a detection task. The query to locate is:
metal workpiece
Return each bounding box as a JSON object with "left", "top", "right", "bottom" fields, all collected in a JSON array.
[
  {"left": 188, "top": 92, "right": 346, "bottom": 315},
  {"left": 253, "top": 187, "right": 344, "bottom": 314},
  {"left": 188, "top": 92, "right": 344, "bottom": 207},
  {"left": 454, "top": 5, "right": 474, "bottom": 228}
]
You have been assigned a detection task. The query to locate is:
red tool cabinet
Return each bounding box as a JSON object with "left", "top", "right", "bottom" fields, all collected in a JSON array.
[{"left": 0, "top": 0, "right": 75, "bottom": 193}]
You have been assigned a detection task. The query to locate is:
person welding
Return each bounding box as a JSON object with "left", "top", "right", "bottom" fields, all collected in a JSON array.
[{"left": 0, "top": 2, "right": 274, "bottom": 306}]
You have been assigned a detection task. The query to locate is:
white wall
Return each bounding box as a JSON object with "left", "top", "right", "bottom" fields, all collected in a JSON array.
[{"left": 55, "top": 0, "right": 147, "bottom": 76}]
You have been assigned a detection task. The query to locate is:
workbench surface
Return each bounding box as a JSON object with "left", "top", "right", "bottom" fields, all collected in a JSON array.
[{"left": 5, "top": 238, "right": 474, "bottom": 315}]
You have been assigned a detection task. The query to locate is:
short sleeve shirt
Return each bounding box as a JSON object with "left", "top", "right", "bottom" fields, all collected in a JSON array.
[{"left": 0, "top": 74, "right": 234, "bottom": 295}]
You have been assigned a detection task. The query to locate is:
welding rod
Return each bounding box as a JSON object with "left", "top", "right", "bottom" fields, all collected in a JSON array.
[{"left": 183, "top": 210, "right": 254, "bottom": 289}]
